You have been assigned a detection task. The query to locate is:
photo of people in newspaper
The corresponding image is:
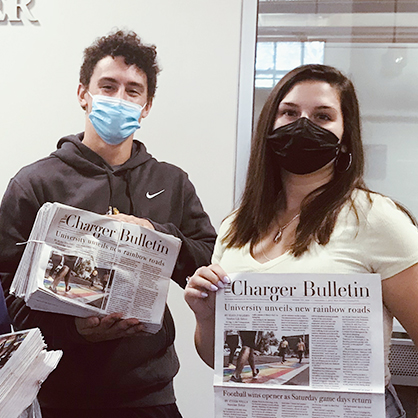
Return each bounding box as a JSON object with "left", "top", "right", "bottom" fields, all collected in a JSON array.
[
  {"left": 44, "top": 250, "right": 114, "bottom": 310},
  {"left": 0, "top": 331, "right": 29, "bottom": 369},
  {"left": 224, "top": 330, "right": 309, "bottom": 386}
]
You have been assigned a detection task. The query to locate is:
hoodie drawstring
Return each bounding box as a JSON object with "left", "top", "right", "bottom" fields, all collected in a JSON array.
[
  {"left": 105, "top": 170, "right": 115, "bottom": 214},
  {"left": 123, "top": 170, "right": 136, "bottom": 215},
  {"left": 105, "top": 169, "right": 136, "bottom": 216}
]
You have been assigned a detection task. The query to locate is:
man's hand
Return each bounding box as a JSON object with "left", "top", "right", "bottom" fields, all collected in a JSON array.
[
  {"left": 75, "top": 313, "right": 145, "bottom": 343},
  {"left": 106, "top": 213, "right": 154, "bottom": 230}
]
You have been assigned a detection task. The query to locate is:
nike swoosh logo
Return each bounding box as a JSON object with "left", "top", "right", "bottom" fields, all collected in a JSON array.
[{"left": 146, "top": 189, "right": 165, "bottom": 199}]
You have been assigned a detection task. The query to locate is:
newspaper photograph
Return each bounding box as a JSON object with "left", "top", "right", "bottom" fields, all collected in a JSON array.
[
  {"left": 0, "top": 331, "right": 30, "bottom": 369},
  {"left": 11, "top": 203, "right": 182, "bottom": 333},
  {"left": 214, "top": 272, "right": 385, "bottom": 417}
]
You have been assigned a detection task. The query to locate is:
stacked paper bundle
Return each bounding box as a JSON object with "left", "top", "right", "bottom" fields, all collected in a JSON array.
[
  {"left": 0, "top": 328, "right": 62, "bottom": 417},
  {"left": 11, "top": 202, "right": 181, "bottom": 333}
]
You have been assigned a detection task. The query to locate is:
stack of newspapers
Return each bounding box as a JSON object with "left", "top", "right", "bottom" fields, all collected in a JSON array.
[
  {"left": 0, "top": 328, "right": 62, "bottom": 417},
  {"left": 11, "top": 202, "right": 181, "bottom": 333}
]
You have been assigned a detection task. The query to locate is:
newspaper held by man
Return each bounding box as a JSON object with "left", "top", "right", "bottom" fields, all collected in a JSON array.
[
  {"left": 0, "top": 327, "right": 62, "bottom": 418},
  {"left": 11, "top": 202, "right": 182, "bottom": 334},
  {"left": 215, "top": 272, "right": 385, "bottom": 417}
]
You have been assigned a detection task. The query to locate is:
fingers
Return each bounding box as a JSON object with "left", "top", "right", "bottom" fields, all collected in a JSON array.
[
  {"left": 75, "top": 316, "right": 100, "bottom": 331},
  {"left": 207, "top": 264, "right": 230, "bottom": 287},
  {"left": 116, "top": 317, "right": 142, "bottom": 332},
  {"left": 107, "top": 214, "right": 155, "bottom": 230},
  {"left": 100, "top": 312, "right": 124, "bottom": 328},
  {"left": 107, "top": 318, "right": 144, "bottom": 338},
  {"left": 125, "top": 323, "right": 146, "bottom": 335},
  {"left": 184, "top": 264, "right": 229, "bottom": 322},
  {"left": 185, "top": 286, "right": 210, "bottom": 300},
  {"left": 75, "top": 314, "right": 145, "bottom": 342},
  {"left": 187, "top": 264, "right": 230, "bottom": 298}
]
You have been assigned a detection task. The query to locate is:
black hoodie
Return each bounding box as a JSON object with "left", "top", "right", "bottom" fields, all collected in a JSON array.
[{"left": 0, "top": 133, "right": 216, "bottom": 408}]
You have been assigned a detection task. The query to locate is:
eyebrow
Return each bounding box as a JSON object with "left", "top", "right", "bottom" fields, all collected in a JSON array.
[
  {"left": 279, "top": 102, "right": 298, "bottom": 107},
  {"left": 126, "top": 81, "right": 146, "bottom": 93},
  {"left": 279, "top": 102, "right": 337, "bottom": 111}
]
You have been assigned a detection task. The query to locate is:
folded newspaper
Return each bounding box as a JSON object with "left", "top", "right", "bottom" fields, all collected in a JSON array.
[
  {"left": 11, "top": 202, "right": 182, "bottom": 333},
  {"left": 215, "top": 272, "right": 386, "bottom": 417},
  {"left": 0, "top": 327, "right": 62, "bottom": 418}
]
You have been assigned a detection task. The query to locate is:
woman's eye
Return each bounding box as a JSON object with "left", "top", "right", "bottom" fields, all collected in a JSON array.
[
  {"left": 316, "top": 113, "right": 331, "bottom": 121},
  {"left": 281, "top": 109, "right": 298, "bottom": 117}
]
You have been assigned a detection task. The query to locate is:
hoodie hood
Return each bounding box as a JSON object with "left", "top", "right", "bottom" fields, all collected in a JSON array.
[{"left": 53, "top": 132, "right": 152, "bottom": 175}]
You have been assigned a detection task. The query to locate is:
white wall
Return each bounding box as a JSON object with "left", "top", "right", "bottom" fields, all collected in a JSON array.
[
  {"left": 325, "top": 43, "right": 418, "bottom": 217},
  {"left": 0, "top": 1, "right": 243, "bottom": 417}
]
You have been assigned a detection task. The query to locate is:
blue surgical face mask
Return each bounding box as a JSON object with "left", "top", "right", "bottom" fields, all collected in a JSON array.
[{"left": 88, "top": 92, "right": 145, "bottom": 145}]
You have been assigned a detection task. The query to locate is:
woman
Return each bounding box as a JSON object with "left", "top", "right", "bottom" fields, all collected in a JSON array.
[
  {"left": 185, "top": 64, "right": 418, "bottom": 417},
  {"left": 230, "top": 331, "right": 259, "bottom": 382},
  {"left": 224, "top": 330, "right": 239, "bottom": 367},
  {"left": 278, "top": 336, "right": 289, "bottom": 364}
]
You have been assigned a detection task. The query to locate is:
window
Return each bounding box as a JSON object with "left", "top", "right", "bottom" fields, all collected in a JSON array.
[{"left": 255, "top": 41, "right": 325, "bottom": 88}]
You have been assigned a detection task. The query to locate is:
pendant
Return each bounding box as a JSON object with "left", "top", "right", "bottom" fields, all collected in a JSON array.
[
  {"left": 272, "top": 213, "right": 300, "bottom": 244},
  {"left": 273, "top": 229, "right": 283, "bottom": 243}
]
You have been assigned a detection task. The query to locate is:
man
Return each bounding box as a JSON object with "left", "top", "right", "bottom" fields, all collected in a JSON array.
[
  {"left": 279, "top": 336, "right": 289, "bottom": 364},
  {"left": 297, "top": 337, "right": 306, "bottom": 363},
  {"left": 0, "top": 30, "right": 216, "bottom": 418}
]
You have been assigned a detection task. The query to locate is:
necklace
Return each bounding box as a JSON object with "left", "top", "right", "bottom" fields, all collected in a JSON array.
[
  {"left": 261, "top": 245, "right": 274, "bottom": 262},
  {"left": 259, "top": 213, "right": 300, "bottom": 262},
  {"left": 273, "top": 213, "right": 300, "bottom": 243}
]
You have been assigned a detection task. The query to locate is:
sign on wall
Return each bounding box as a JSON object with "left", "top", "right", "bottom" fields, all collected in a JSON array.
[{"left": 0, "top": 0, "right": 38, "bottom": 22}]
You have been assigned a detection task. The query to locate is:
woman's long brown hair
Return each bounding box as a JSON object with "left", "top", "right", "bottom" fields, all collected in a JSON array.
[{"left": 223, "top": 64, "right": 369, "bottom": 256}]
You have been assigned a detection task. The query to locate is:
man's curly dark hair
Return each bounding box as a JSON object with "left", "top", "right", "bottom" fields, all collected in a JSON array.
[{"left": 80, "top": 30, "right": 160, "bottom": 100}]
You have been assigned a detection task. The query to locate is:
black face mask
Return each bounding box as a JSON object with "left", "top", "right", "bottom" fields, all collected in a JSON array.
[{"left": 267, "top": 117, "right": 341, "bottom": 175}]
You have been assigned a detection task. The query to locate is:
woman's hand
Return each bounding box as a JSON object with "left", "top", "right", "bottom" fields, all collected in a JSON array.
[
  {"left": 184, "top": 264, "right": 230, "bottom": 368},
  {"left": 184, "top": 264, "right": 230, "bottom": 321}
]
